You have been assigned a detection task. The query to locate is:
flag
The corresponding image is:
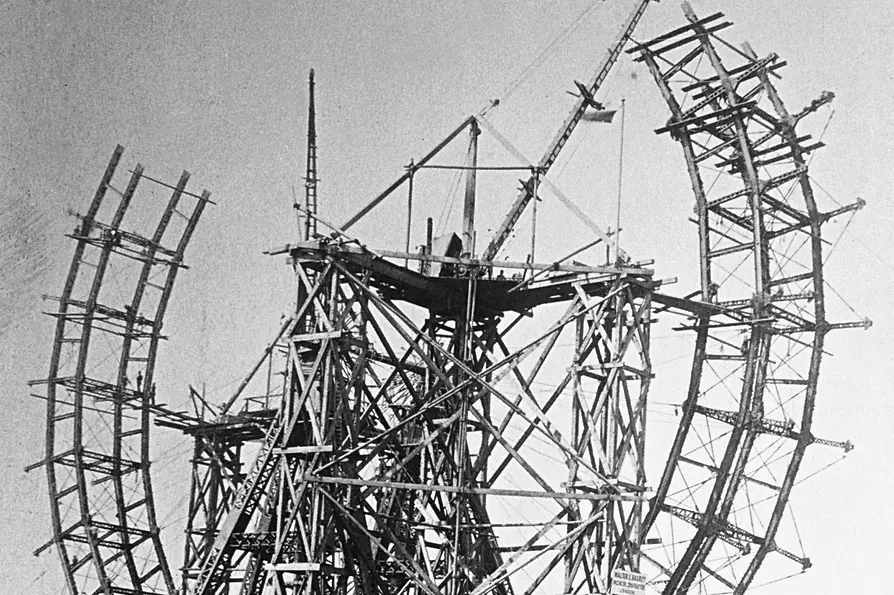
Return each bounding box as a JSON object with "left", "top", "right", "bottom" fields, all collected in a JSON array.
[{"left": 582, "top": 109, "right": 617, "bottom": 123}]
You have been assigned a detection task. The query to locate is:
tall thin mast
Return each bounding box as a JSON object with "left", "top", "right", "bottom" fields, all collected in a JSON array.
[
  {"left": 304, "top": 68, "right": 318, "bottom": 241},
  {"left": 462, "top": 120, "right": 480, "bottom": 255}
]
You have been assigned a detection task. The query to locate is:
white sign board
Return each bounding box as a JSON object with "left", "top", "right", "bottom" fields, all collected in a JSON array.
[{"left": 611, "top": 569, "right": 646, "bottom": 595}]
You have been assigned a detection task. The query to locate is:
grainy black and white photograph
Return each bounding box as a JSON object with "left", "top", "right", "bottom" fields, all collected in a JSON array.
[{"left": 1, "top": 1, "right": 892, "bottom": 594}]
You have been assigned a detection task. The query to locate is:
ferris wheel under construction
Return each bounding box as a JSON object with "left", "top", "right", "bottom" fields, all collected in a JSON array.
[{"left": 30, "top": 2, "right": 868, "bottom": 594}]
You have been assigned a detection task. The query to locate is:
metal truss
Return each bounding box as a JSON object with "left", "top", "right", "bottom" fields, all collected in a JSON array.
[
  {"left": 627, "top": 4, "right": 864, "bottom": 594},
  {"left": 29, "top": 146, "right": 211, "bottom": 595},
  {"left": 189, "top": 241, "right": 655, "bottom": 594},
  {"left": 33, "top": 4, "right": 868, "bottom": 595},
  {"left": 180, "top": 409, "right": 280, "bottom": 593}
]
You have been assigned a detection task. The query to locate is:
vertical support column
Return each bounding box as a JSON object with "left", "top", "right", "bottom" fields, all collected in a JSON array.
[
  {"left": 565, "top": 276, "right": 651, "bottom": 592},
  {"left": 44, "top": 145, "right": 122, "bottom": 595},
  {"left": 614, "top": 98, "right": 626, "bottom": 263},
  {"left": 462, "top": 120, "right": 480, "bottom": 256},
  {"left": 609, "top": 279, "right": 651, "bottom": 578},
  {"left": 566, "top": 297, "right": 586, "bottom": 591},
  {"left": 406, "top": 159, "right": 415, "bottom": 267},
  {"left": 182, "top": 434, "right": 242, "bottom": 591},
  {"left": 303, "top": 68, "right": 319, "bottom": 242},
  {"left": 421, "top": 217, "right": 434, "bottom": 276},
  {"left": 530, "top": 168, "right": 539, "bottom": 267}
]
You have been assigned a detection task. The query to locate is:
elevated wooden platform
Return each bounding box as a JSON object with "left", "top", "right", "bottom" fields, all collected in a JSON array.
[{"left": 274, "top": 240, "right": 659, "bottom": 317}]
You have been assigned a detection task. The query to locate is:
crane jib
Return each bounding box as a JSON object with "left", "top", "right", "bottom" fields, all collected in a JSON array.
[{"left": 483, "top": 0, "right": 654, "bottom": 262}]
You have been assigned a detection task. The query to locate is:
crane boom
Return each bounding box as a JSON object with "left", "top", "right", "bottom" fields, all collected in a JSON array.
[{"left": 482, "top": 0, "right": 656, "bottom": 262}]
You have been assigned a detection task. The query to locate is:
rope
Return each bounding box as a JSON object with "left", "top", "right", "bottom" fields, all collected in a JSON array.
[
  {"left": 485, "top": 0, "right": 606, "bottom": 113},
  {"left": 551, "top": 112, "right": 592, "bottom": 181},
  {"left": 795, "top": 453, "right": 849, "bottom": 486},
  {"left": 738, "top": 453, "right": 848, "bottom": 514},
  {"left": 677, "top": 52, "right": 705, "bottom": 112},
  {"left": 808, "top": 176, "right": 842, "bottom": 208},
  {"left": 789, "top": 502, "right": 807, "bottom": 560},
  {"left": 822, "top": 208, "right": 857, "bottom": 265},
  {"left": 782, "top": 107, "right": 836, "bottom": 204},
  {"left": 844, "top": 225, "right": 894, "bottom": 276},
  {"left": 435, "top": 137, "right": 471, "bottom": 235},
  {"left": 823, "top": 278, "right": 862, "bottom": 319},
  {"left": 745, "top": 570, "right": 806, "bottom": 592},
  {"left": 615, "top": 98, "right": 626, "bottom": 260},
  {"left": 809, "top": 177, "right": 877, "bottom": 322},
  {"left": 808, "top": 107, "right": 836, "bottom": 171}
]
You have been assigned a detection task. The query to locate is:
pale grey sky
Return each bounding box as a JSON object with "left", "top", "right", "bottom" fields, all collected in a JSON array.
[{"left": 1, "top": 1, "right": 892, "bottom": 593}]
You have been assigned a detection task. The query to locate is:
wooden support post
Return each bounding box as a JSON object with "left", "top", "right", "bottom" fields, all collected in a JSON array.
[
  {"left": 406, "top": 159, "right": 415, "bottom": 267},
  {"left": 530, "top": 168, "right": 539, "bottom": 269},
  {"left": 462, "top": 120, "right": 480, "bottom": 256}
]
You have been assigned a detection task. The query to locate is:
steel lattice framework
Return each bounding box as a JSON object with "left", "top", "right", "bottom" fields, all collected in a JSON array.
[
  {"left": 186, "top": 245, "right": 655, "bottom": 595},
  {"left": 30, "top": 146, "right": 211, "bottom": 594},
  {"left": 31, "top": 3, "right": 868, "bottom": 595},
  {"left": 628, "top": 5, "right": 863, "bottom": 593}
]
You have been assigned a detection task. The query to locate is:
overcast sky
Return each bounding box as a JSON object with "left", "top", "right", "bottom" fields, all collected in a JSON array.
[{"left": 1, "top": 1, "right": 892, "bottom": 593}]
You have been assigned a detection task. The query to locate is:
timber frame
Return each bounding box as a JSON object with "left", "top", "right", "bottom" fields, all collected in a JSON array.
[
  {"left": 30, "top": 146, "right": 211, "bottom": 594},
  {"left": 629, "top": 4, "right": 862, "bottom": 594},
  {"left": 33, "top": 4, "right": 869, "bottom": 595},
  {"left": 189, "top": 240, "right": 656, "bottom": 594}
]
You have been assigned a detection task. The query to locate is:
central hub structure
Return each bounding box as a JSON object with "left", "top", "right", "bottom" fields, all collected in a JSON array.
[
  {"left": 193, "top": 242, "right": 655, "bottom": 594},
  {"left": 189, "top": 4, "right": 664, "bottom": 590}
]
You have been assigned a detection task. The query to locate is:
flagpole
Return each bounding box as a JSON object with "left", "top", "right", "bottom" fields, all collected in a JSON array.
[{"left": 615, "top": 97, "right": 626, "bottom": 263}]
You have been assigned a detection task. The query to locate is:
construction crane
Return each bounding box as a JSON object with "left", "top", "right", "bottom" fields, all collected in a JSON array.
[{"left": 482, "top": 0, "right": 657, "bottom": 263}]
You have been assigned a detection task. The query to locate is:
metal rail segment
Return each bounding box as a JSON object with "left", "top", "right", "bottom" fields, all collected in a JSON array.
[
  {"left": 32, "top": 146, "right": 211, "bottom": 594},
  {"left": 631, "top": 4, "right": 863, "bottom": 593}
]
